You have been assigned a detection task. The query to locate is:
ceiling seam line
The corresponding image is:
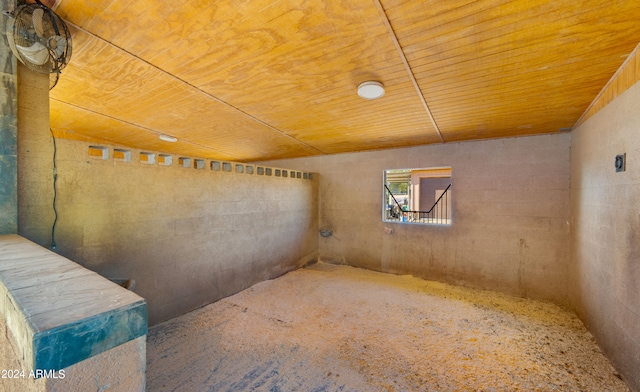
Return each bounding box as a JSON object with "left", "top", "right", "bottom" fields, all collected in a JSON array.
[
  {"left": 372, "top": 0, "right": 445, "bottom": 143},
  {"left": 50, "top": 97, "right": 245, "bottom": 159},
  {"left": 572, "top": 41, "right": 640, "bottom": 129},
  {"left": 63, "top": 20, "right": 327, "bottom": 155}
]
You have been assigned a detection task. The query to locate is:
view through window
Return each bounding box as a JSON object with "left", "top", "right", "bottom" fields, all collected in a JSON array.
[{"left": 383, "top": 167, "right": 452, "bottom": 225}]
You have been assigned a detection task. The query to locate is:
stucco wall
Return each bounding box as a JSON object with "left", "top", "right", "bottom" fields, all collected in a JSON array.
[
  {"left": 570, "top": 80, "right": 640, "bottom": 391},
  {"left": 18, "top": 138, "right": 318, "bottom": 325},
  {"left": 265, "top": 133, "right": 572, "bottom": 305}
]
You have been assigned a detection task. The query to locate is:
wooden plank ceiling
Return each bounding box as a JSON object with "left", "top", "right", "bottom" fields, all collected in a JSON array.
[{"left": 46, "top": 0, "right": 640, "bottom": 162}]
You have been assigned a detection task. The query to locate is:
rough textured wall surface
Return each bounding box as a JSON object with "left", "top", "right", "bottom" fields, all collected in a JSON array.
[
  {"left": 0, "top": 311, "right": 146, "bottom": 392},
  {"left": 0, "top": 0, "right": 18, "bottom": 235},
  {"left": 264, "top": 133, "right": 572, "bottom": 305},
  {"left": 18, "top": 138, "right": 318, "bottom": 325},
  {"left": 571, "top": 80, "right": 640, "bottom": 391},
  {"left": 16, "top": 64, "right": 52, "bottom": 246}
]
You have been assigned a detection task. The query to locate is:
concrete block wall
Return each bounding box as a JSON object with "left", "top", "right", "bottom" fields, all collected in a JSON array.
[
  {"left": 16, "top": 64, "right": 52, "bottom": 246},
  {"left": 570, "top": 80, "right": 640, "bottom": 391},
  {"left": 0, "top": 315, "right": 146, "bottom": 392},
  {"left": 0, "top": 0, "right": 18, "bottom": 235},
  {"left": 18, "top": 138, "right": 318, "bottom": 325},
  {"left": 265, "top": 133, "right": 572, "bottom": 305},
  {"left": 0, "top": 235, "right": 147, "bottom": 392}
]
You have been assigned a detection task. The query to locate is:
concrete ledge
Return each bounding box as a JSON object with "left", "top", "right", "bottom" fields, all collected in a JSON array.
[{"left": 0, "top": 234, "right": 147, "bottom": 372}]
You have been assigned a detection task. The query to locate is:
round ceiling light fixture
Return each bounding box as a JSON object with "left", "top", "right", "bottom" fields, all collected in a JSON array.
[
  {"left": 159, "top": 134, "right": 178, "bottom": 142},
  {"left": 357, "top": 81, "right": 385, "bottom": 100}
]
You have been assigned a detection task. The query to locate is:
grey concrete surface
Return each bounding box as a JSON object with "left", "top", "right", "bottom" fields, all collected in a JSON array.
[
  {"left": 570, "top": 80, "right": 640, "bottom": 391},
  {"left": 265, "top": 133, "right": 572, "bottom": 306},
  {"left": 17, "top": 121, "right": 318, "bottom": 325},
  {"left": 0, "top": 234, "right": 146, "bottom": 373}
]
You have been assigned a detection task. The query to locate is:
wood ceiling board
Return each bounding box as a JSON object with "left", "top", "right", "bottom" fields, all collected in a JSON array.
[
  {"left": 576, "top": 43, "right": 640, "bottom": 127},
  {"left": 411, "top": 54, "right": 632, "bottom": 103},
  {"left": 49, "top": 0, "right": 640, "bottom": 161},
  {"left": 50, "top": 99, "right": 322, "bottom": 162},
  {"left": 423, "top": 64, "right": 627, "bottom": 116},
  {"left": 154, "top": 0, "right": 384, "bottom": 75},
  {"left": 388, "top": 2, "right": 640, "bottom": 78},
  {"left": 388, "top": 0, "right": 620, "bottom": 51},
  {"left": 50, "top": 100, "right": 318, "bottom": 161},
  {"left": 51, "top": 83, "right": 325, "bottom": 160},
  {"left": 50, "top": 31, "right": 322, "bottom": 160},
  {"left": 53, "top": 0, "right": 440, "bottom": 156},
  {"left": 387, "top": 0, "right": 640, "bottom": 144},
  {"left": 122, "top": 1, "right": 416, "bottom": 135},
  {"left": 277, "top": 97, "right": 438, "bottom": 141},
  {"left": 305, "top": 131, "right": 441, "bottom": 155},
  {"left": 408, "top": 37, "right": 638, "bottom": 92}
]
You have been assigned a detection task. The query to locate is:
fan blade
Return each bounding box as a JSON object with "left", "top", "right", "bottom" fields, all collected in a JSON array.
[
  {"left": 16, "top": 42, "right": 50, "bottom": 65},
  {"left": 33, "top": 8, "right": 45, "bottom": 38},
  {"left": 48, "top": 35, "right": 67, "bottom": 60}
]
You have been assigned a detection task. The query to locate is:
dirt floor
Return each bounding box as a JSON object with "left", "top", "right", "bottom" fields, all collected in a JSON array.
[{"left": 147, "top": 262, "right": 629, "bottom": 391}]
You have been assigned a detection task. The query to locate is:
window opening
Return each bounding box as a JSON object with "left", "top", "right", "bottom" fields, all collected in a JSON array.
[{"left": 383, "top": 167, "right": 451, "bottom": 225}]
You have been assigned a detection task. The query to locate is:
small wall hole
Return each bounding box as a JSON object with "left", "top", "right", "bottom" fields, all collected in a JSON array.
[
  {"left": 158, "top": 154, "right": 172, "bottom": 166},
  {"left": 113, "top": 149, "right": 131, "bottom": 162},
  {"left": 140, "top": 152, "right": 156, "bottom": 164},
  {"left": 88, "top": 146, "right": 108, "bottom": 160}
]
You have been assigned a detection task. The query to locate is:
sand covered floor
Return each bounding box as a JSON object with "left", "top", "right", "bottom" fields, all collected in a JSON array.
[{"left": 147, "top": 263, "right": 629, "bottom": 391}]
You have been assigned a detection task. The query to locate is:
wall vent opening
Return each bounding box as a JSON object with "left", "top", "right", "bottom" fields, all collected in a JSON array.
[
  {"left": 158, "top": 154, "right": 172, "bottom": 166},
  {"left": 113, "top": 149, "right": 131, "bottom": 162},
  {"left": 140, "top": 152, "right": 156, "bottom": 164},
  {"left": 178, "top": 157, "right": 191, "bottom": 168},
  {"left": 88, "top": 146, "right": 108, "bottom": 160}
]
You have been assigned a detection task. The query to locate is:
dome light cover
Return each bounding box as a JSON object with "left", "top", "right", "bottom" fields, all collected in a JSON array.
[
  {"left": 159, "top": 134, "right": 178, "bottom": 142},
  {"left": 357, "top": 81, "right": 385, "bottom": 100}
]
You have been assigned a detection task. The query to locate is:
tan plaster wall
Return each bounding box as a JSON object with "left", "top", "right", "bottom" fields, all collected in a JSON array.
[
  {"left": 264, "top": 133, "right": 572, "bottom": 304},
  {"left": 0, "top": 314, "right": 146, "bottom": 392},
  {"left": 570, "top": 80, "right": 640, "bottom": 391},
  {"left": 16, "top": 65, "right": 53, "bottom": 247},
  {"left": 18, "top": 138, "right": 318, "bottom": 325}
]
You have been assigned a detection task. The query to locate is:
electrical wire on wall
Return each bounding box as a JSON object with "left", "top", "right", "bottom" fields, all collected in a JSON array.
[{"left": 50, "top": 129, "right": 58, "bottom": 250}]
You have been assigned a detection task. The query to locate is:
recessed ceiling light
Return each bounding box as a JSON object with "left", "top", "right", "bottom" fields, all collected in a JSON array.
[
  {"left": 357, "top": 81, "right": 385, "bottom": 100},
  {"left": 159, "top": 134, "right": 178, "bottom": 142}
]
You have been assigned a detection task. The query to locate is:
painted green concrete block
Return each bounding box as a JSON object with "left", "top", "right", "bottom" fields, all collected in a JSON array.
[
  {"left": 0, "top": 200, "right": 18, "bottom": 234},
  {"left": 0, "top": 235, "right": 148, "bottom": 374},
  {"left": 0, "top": 154, "right": 18, "bottom": 234},
  {"left": 0, "top": 155, "right": 17, "bottom": 195},
  {"left": 0, "top": 120, "right": 17, "bottom": 156},
  {"left": 33, "top": 301, "right": 147, "bottom": 372}
]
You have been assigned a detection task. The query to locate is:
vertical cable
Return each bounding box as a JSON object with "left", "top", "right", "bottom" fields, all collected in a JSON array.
[{"left": 50, "top": 129, "right": 58, "bottom": 250}]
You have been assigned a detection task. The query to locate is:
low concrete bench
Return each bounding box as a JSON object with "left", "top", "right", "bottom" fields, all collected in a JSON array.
[{"left": 0, "top": 234, "right": 147, "bottom": 391}]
